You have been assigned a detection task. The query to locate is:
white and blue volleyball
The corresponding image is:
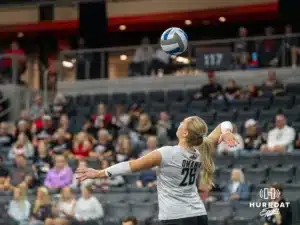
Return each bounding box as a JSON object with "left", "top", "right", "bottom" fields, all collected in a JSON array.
[{"left": 160, "top": 27, "right": 188, "bottom": 55}]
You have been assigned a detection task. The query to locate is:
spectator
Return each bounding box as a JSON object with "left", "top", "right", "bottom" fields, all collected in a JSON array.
[
  {"left": 71, "top": 160, "right": 93, "bottom": 190},
  {"left": 30, "top": 95, "right": 47, "bottom": 121},
  {"left": 34, "top": 115, "right": 55, "bottom": 141},
  {"left": 239, "top": 84, "right": 261, "bottom": 100},
  {"left": 129, "top": 37, "right": 154, "bottom": 77},
  {"left": 30, "top": 187, "right": 52, "bottom": 225},
  {"left": 0, "top": 156, "right": 11, "bottom": 191},
  {"left": 261, "top": 71, "right": 285, "bottom": 96},
  {"left": 264, "top": 184, "right": 292, "bottom": 225},
  {"left": 82, "top": 119, "right": 97, "bottom": 138},
  {"left": 282, "top": 24, "right": 299, "bottom": 68},
  {"left": 148, "top": 41, "right": 170, "bottom": 76},
  {"left": 10, "top": 155, "right": 34, "bottom": 188},
  {"left": 0, "top": 122, "right": 14, "bottom": 148},
  {"left": 47, "top": 187, "right": 76, "bottom": 225},
  {"left": 243, "top": 119, "right": 265, "bottom": 152},
  {"left": 59, "top": 115, "right": 72, "bottom": 135},
  {"left": 33, "top": 141, "right": 53, "bottom": 185},
  {"left": 122, "top": 217, "right": 137, "bottom": 225},
  {"left": 258, "top": 26, "right": 278, "bottom": 67},
  {"left": 136, "top": 113, "right": 155, "bottom": 137},
  {"left": 136, "top": 168, "right": 157, "bottom": 188},
  {"left": 91, "top": 129, "right": 114, "bottom": 160},
  {"left": 72, "top": 132, "right": 93, "bottom": 159},
  {"left": 139, "top": 135, "right": 157, "bottom": 157},
  {"left": 52, "top": 93, "right": 67, "bottom": 120},
  {"left": 92, "top": 103, "right": 112, "bottom": 129},
  {"left": 195, "top": 72, "right": 223, "bottom": 100},
  {"left": 112, "top": 104, "right": 130, "bottom": 129},
  {"left": 224, "top": 79, "right": 240, "bottom": 101},
  {"left": 115, "top": 135, "right": 133, "bottom": 163},
  {"left": 50, "top": 128, "right": 72, "bottom": 156},
  {"left": 8, "top": 184, "right": 31, "bottom": 225},
  {"left": 261, "top": 114, "right": 295, "bottom": 152},
  {"left": 217, "top": 124, "right": 244, "bottom": 155},
  {"left": 223, "top": 168, "right": 250, "bottom": 201},
  {"left": 156, "top": 111, "right": 176, "bottom": 144},
  {"left": 44, "top": 155, "right": 73, "bottom": 190},
  {"left": 14, "top": 120, "right": 32, "bottom": 141},
  {"left": 94, "top": 159, "right": 125, "bottom": 190},
  {"left": 73, "top": 186, "right": 104, "bottom": 225},
  {"left": 9, "top": 133, "right": 34, "bottom": 160},
  {"left": 233, "top": 27, "right": 250, "bottom": 69}
]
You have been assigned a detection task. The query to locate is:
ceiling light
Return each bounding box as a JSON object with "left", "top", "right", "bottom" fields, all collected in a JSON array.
[
  {"left": 202, "top": 20, "right": 211, "bottom": 25},
  {"left": 120, "top": 55, "right": 127, "bottom": 61},
  {"left": 219, "top": 17, "right": 226, "bottom": 23},
  {"left": 185, "top": 20, "right": 192, "bottom": 25},
  {"left": 119, "top": 25, "right": 127, "bottom": 31},
  {"left": 17, "top": 32, "right": 24, "bottom": 38}
]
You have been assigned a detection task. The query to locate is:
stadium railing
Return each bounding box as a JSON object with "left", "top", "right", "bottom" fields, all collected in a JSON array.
[{"left": 58, "top": 33, "right": 300, "bottom": 81}]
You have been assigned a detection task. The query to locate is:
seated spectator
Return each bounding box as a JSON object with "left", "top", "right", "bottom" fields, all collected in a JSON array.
[
  {"left": 140, "top": 135, "right": 157, "bottom": 157},
  {"left": 73, "top": 186, "right": 104, "bottom": 225},
  {"left": 129, "top": 37, "right": 154, "bottom": 77},
  {"left": 112, "top": 104, "right": 130, "bottom": 129},
  {"left": 224, "top": 79, "right": 240, "bottom": 101},
  {"left": 0, "top": 122, "right": 14, "bottom": 148},
  {"left": 94, "top": 159, "right": 125, "bottom": 191},
  {"left": 10, "top": 155, "right": 34, "bottom": 188},
  {"left": 243, "top": 119, "right": 265, "bottom": 152},
  {"left": 122, "top": 217, "right": 137, "bottom": 225},
  {"left": 260, "top": 114, "right": 295, "bottom": 152},
  {"left": 148, "top": 42, "right": 170, "bottom": 76},
  {"left": 217, "top": 124, "right": 244, "bottom": 155},
  {"left": 50, "top": 128, "right": 72, "bottom": 156},
  {"left": 92, "top": 103, "right": 112, "bottom": 129},
  {"left": 34, "top": 115, "right": 55, "bottom": 141},
  {"left": 14, "top": 120, "right": 32, "bottom": 141},
  {"left": 52, "top": 93, "right": 67, "bottom": 120},
  {"left": 223, "top": 168, "right": 250, "bottom": 201},
  {"left": 156, "top": 111, "right": 176, "bottom": 144},
  {"left": 72, "top": 132, "right": 92, "bottom": 159},
  {"left": 233, "top": 27, "right": 250, "bottom": 69},
  {"left": 30, "top": 187, "right": 52, "bottom": 225},
  {"left": 261, "top": 71, "right": 285, "bottom": 96},
  {"left": 33, "top": 141, "right": 53, "bottom": 185},
  {"left": 47, "top": 187, "right": 76, "bottom": 225},
  {"left": 115, "top": 135, "right": 133, "bottom": 163},
  {"left": 30, "top": 95, "right": 47, "bottom": 121},
  {"left": 239, "top": 84, "right": 261, "bottom": 100},
  {"left": 44, "top": 155, "right": 73, "bottom": 190},
  {"left": 59, "top": 115, "right": 72, "bottom": 135},
  {"left": 8, "top": 184, "right": 31, "bottom": 225},
  {"left": 194, "top": 72, "right": 223, "bottom": 100},
  {"left": 136, "top": 167, "right": 157, "bottom": 188},
  {"left": 136, "top": 113, "right": 155, "bottom": 137},
  {"left": 71, "top": 160, "right": 93, "bottom": 190},
  {"left": 90, "top": 129, "right": 114, "bottom": 160},
  {"left": 9, "top": 133, "right": 34, "bottom": 160},
  {"left": 0, "top": 156, "right": 11, "bottom": 191},
  {"left": 82, "top": 119, "right": 97, "bottom": 138}
]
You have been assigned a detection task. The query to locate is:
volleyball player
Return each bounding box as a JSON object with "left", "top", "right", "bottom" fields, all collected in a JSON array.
[{"left": 76, "top": 116, "right": 237, "bottom": 225}]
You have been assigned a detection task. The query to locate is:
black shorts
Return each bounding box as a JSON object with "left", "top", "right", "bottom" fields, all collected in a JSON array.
[{"left": 160, "top": 215, "right": 208, "bottom": 225}]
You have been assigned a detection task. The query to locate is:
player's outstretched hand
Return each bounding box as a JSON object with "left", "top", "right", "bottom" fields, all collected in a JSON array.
[
  {"left": 220, "top": 132, "right": 239, "bottom": 147},
  {"left": 76, "top": 168, "right": 101, "bottom": 181}
]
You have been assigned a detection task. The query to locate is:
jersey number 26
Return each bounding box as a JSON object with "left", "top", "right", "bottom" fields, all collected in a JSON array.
[{"left": 179, "top": 168, "right": 197, "bottom": 186}]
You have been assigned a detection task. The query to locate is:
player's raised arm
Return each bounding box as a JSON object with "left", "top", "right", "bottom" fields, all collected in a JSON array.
[{"left": 76, "top": 150, "right": 162, "bottom": 181}]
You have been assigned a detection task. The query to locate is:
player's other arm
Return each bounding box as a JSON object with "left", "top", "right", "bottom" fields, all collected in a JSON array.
[
  {"left": 206, "top": 121, "right": 234, "bottom": 147},
  {"left": 76, "top": 150, "right": 162, "bottom": 180}
]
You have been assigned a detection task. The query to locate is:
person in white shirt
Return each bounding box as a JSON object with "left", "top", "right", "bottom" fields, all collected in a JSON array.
[
  {"left": 261, "top": 114, "right": 295, "bottom": 152},
  {"left": 217, "top": 124, "right": 244, "bottom": 155},
  {"left": 129, "top": 37, "right": 154, "bottom": 77},
  {"left": 148, "top": 40, "right": 170, "bottom": 76},
  {"left": 73, "top": 186, "right": 104, "bottom": 225}
]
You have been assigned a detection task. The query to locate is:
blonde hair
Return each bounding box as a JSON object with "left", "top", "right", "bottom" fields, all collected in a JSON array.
[
  {"left": 14, "top": 183, "right": 28, "bottom": 207},
  {"left": 232, "top": 168, "right": 245, "bottom": 183},
  {"left": 33, "top": 187, "right": 51, "bottom": 213},
  {"left": 185, "top": 116, "right": 215, "bottom": 186}
]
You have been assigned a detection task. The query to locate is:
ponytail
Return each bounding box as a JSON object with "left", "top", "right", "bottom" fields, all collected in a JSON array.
[{"left": 195, "top": 137, "right": 215, "bottom": 186}]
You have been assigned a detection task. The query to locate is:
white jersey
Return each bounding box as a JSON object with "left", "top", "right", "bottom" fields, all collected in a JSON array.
[{"left": 156, "top": 145, "right": 207, "bottom": 220}]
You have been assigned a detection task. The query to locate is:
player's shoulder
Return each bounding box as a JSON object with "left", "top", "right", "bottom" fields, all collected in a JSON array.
[
  {"left": 156, "top": 145, "right": 179, "bottom": 163},
  {"left": 157, "top": 145, "right": 179, "bottom": 153}
]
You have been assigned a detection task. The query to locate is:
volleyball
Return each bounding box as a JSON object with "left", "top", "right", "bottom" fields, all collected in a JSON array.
[{"left": 160, "top": 27, "right": 188, "bottom": 55}]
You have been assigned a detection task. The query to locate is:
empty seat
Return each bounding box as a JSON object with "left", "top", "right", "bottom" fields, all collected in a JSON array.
[
  {"left": 285, "top": 152, "right": 300, "bottom": 166},
  {"left": 272, "top": 96, "right": 292, "bottom": 109},
  {"left": 214, "top": 155, "right": 234, "bottom": 168},
  {"left": 105, "top": 202, "right": 130, "bottom": 220},
  {"left": 282, "top": 108, "right": 300, "bottom": 122},
  {"left": 76, "top": 95, "right": 91, "bottom": 106},
  {"left": 236, "top": 110, "right": 257, "bottom": 122},
  {"left": 286, "top": 83, "right": 300, "bottom": 95},
  {"left": 101, "top": 191, "right": 127, "bottom": 203},
  {"left": 295, "top": 167, "right": 300, "bottom": 183},
  {"left": 234, "top": 202, "right": 260, "bottom": 219},
  {"left": 258, "top": 109, "right": 277, "bottom": 123},
  {"left": 150, "top": 102, "right": 168, "bottom": 113},
  {"left": 124, "top": 174, "right": 140, "bottom": 186},
  {"left": 131, "top": 202, "right": 156, "bottom": 220},
  {"left": 217, "top": 168, "right": 232, "bottom": 186},
  {"left": 267, "top": 166, "right": 293, "bottom": 184},
  {"left": 197, "top": 112, "right": 215, "bottom": 125},
  {"left": 233, "top": 153, "right": 259, "bottom": 168},
  {"left": 130, "top": 92, "right": 147, "bottom": 104},
  {"left": 94, "top": 94, "right": 109, "bottom": 104},
  {"left": 244, "top": 167, "right": 267, "bottom": 185},
  {"left": 186, "top": 88, "right": 201, "bottom": 100},
  {"left": 259, "top": 152, "right": 285, "bottom": 167},
  {"left": 282, "top": 184, "right": 300, "bottom": 201},
  {"left": 251, "top": 97, "right": 271, "bottom": 110},
  {"left": 230, "top": 99, "right": 250, "bottom": 111},
  {"left": 169, "top": 102, "right": 187, "bottom": 113},
  {"left": 76, "top": 106, "right": 91, "bottom": 117},
  {"left": 208, "top": 201, "right": 233, "bottom": 220},
  {"left": 210, "top": 100, "right": 228, "bottom": 111},
  {"left": 148, "top": 91, "right": 165, "bottom": 103},
  {"left": 173, "top": 113, "right": 187, "bottom": 124},
  {"left": 128, "top": 190, "right": 152, "bottom": 203},
  {"left": 111, "top": 93, "right": 128, "bottom": 104},
  {"left": 166, "top": 89, "right": 185, "bottom": 102},
  {"left": 216, "top": 112, "right": 234, "bottom": 122},
  {"left": 188, "top": 100, "right": 208, "bottom": 112}
]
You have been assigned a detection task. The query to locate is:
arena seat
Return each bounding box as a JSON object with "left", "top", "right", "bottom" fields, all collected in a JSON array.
[
  {"left": 258, "top": 109, "right": 278, "bottom": 123},
  {"left": 148, "top": 91, "right": 165, "bottom": 103},
  {"left": 129, "top": 92, "right": 147, "bottom": 104},
  {"left": 105, "top": 202, "right": 130, "bottom": 219},
  {"left": 215, "top": 112, "right": 235, "bottom": 123},
  {"left": 210, "top": 100, "right": 229, "bottom": 112},
  {"left": 217, "top": 168, "right": 232, "bottom": 186},
  {"left": 111, "top": 93, "right": 128, "bottom": 104},
  {"left": 128, "top": 190, "right": 152, "bottom": 203},
  {"left": 232, "top": 152, "right": 259, "bottom": 168},
  {"left": 93, "top": 93, "right": 109, "bottom": 104},
  {"left": 286, "top": 83, "right": 300, "bottom": 95},
  {"left": 131, "top": 202, "right": 157, "bottom": 220},
  {"left": 214, "top": 155, "right": 234, "bottom": 168},
  {"left": 234, "top": 201, "right": 260, "bottom": 219},
  {"left": 244, "top": 167, "right": 267, "bottom": 185},
  {"left": 259, "top": 152, "right": 285, "bottom": 168},
  {"left": 208, "top": 201, "right": 233, "bottom": 220},
  {"left": 188, "top": 100, "right": 208, "bottom": 112},
  {"left": 251, "top": 97, "right": 271, "bottom": 110},
  {"left": 169, "top": 102, "right": 187, "bottom": 113},
  {"left": 282, "top": 108, "right": 300, "bottom": 122},
  {"left": 166, "top": 89, "right": 185, "bottom": 102},
  {"left": 272, "top": 96, "right": 293, "bottom": 110},
  {"left": 294, "top": 167, "right": 300, "bottom": 183},
  {"left": 285, "top": 152, "right": 300, "bottom": 166},
  {"left": 229, "top": 99, "right": 250, "bottom": 111}
]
